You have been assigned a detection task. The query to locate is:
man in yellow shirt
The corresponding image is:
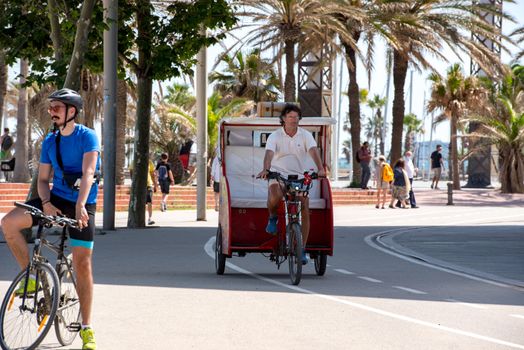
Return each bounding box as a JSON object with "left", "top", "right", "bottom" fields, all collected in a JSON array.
[{"left": 129, "top": 159, "right": 158, "bottom": 225}]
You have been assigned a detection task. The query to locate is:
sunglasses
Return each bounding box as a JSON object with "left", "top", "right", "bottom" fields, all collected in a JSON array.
[{"left": 48, "top": 105, "right": 66, "bottom": 113}]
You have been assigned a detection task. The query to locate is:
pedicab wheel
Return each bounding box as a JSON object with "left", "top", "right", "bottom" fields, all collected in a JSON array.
[
  {"left": 314, "top": 253, "right": 327, "bottom": 276},
  {"left": 287, "top": 223, "right": 303, "bottom": 286},
  {"left": 215, "top": 226, "right": 226, "bottom": 275}
]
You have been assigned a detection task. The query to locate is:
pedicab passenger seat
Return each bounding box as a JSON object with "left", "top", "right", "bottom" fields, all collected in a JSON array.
[{"left": 226, "top": 146, "right": 326, "bottom": 210}]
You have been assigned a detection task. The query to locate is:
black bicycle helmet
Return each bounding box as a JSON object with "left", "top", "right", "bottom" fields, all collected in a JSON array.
[{"left": 48, "top": 88, "right": 83, "bottom": 111}]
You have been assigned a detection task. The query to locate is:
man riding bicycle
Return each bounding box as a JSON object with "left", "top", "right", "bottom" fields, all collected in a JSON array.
[
  {"left": 257, "top": 104, "right": 326, "bottom": 265},
  {"left": 1, "top": 88, "right": 100, "bottom": 350}
]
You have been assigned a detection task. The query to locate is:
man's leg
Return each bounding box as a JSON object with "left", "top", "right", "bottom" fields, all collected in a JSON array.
[
  {"left": 1, "top": 208, "right": 33, "bottom": 269},
  {"left": 266, "top": 183, "right": 283, "bottom": 234},
  {"left": 409, "top": 178, "right": 417, "bottom": 207},
  {"left": 299, "top": 196, "right": 310, "bottom": 245},
  {"left": 361, "top": 163, "right": 370, "bottom": 188},
  {"left": 267, "top": 183, "right": 283, "bottom": 217},
  {"left": 72, "top": 247, "right": 94, "bottom": 326},
  {"left": 147, "top": 203, "right": 153, "bottom": 221}
]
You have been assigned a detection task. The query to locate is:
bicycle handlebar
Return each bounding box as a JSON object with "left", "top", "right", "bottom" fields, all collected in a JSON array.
[{"left": 15, "top": 202, "right": 79, "bottom": 228}]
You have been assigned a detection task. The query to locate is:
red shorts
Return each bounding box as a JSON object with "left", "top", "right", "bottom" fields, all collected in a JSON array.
[{"left": 179, "top": 154, "right": 189, "bottom": 169}]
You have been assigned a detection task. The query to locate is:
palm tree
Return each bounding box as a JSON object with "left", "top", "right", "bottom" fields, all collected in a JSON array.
[
  {"left": 384, "top": 0, "right": 509, "bottom": 164},
  {"left": 469, "top": 97, "right": 524, "bottom": 193},
  {"left": 367, "top": 94, "right": 387, "bottom": 154},
  {"left": 403, "top": 113, "right": 424, "bottom": 153},
  {"left": 235, "top": 0, "right": 361, "bottom": 102},
  {"left": 427, "top": 64, "right": 486, "bottom": 190},
  {"left": 510, "top": 25, "right": 524, "bottom": 61},
  {"left": 210, "top": 49, "right": 281, "bottom": 102},
  {"left": 363, "top": 115, "right": 381, "bottom": 157}
]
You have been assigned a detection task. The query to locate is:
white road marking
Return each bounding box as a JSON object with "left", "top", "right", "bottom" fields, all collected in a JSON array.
[
  {"left": 204, "top": 237, "right": 524, "bottom": 350},
  {"left": 358, "top": 276, "right": 382, "bottom": 283},
  {"left": 444, "top": 299, "right": 487, "bottom": 309},
  {"left": 364, "top": 224, "right": 524, "bottom": 291},
  {"left": 334, "top": 268, "right": 354, "bottom": 275},
  {"left": 393, "top": 286, "right": 427, "bottom": 295},
  {"left": 510, "top": 314, "right": 524, "bottom": 320}
]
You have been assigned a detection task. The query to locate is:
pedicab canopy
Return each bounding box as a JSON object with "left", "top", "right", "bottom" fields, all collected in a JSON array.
[{"left": 218, "top": 116, "right": 336, "bottom": 209}]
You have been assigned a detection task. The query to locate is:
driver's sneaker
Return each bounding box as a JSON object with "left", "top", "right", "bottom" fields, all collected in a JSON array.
[
  {"left": 15, "top": 276, "right": 36, "bottom": 296},
  {"left": 265, "top": 216, "right": 278, "bottom": 235},
  {"left": 80, "top": 327, "right": 96, "bottom": 349},
  {"left": 148, "top": 219, "right": 155, "bottom": 225},
  {"left": 301, "top": 248, "right": 308, "bottom": 265}
]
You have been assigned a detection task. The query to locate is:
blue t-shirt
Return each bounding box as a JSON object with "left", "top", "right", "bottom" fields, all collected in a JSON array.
[{"left": 40, "top": 125, "right": 100, "bottom": 204}]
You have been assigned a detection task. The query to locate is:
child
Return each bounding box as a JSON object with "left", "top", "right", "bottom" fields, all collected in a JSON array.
[{"left": 155, "top": 153, "right": 175, "bottom": 211}]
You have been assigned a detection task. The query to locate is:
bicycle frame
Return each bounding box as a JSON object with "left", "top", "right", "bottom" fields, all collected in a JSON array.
[
  {"left": 269, "top": 173, "right": 313, "bottom": 268},
  {"left": 19, "top": 222, "right": 75, "bottom": 314}
]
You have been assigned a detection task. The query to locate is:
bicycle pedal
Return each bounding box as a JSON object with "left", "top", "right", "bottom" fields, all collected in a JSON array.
[{"left": 67, "top": 322, "right": 81, "bottom": 332}]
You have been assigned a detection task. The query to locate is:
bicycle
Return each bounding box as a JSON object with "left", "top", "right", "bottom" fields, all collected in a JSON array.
[
  {"left": 265, "top": 170, "right": 318, "bottom": 285},
  {"left": 0, "top": 202, "right": 81, "bottom": 350}
]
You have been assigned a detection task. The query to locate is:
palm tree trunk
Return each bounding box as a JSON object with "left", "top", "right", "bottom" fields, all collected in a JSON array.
[
  {"left": 502, "top": 146, "right": 524, "bottom": 193},
  {"left": 116, "top": 79, "right": 127, "bottom": 185},
  {"left": 343, "top": 41, "right": 362, "bottom": 187},
  {"left": 13, "top": 59, "right": 30, "bottom": 182},
  {"left": 377, "top": 109, "right": 384, "bottom": 155},
  {"left": 0, "top": 51, "right": 7, "bottom": 131},
  {"left": 284, "top": 40, "right": 296, "bottom": 102},
  {"left": 390, "top": 50, "right": 408, "bottom": 164},
  {"left": 63, "top": 0, "right": 96, "bottom": 91},
  {"left": 128, "top": 0, "right": 153, "bottom": 228},
  {"left": 450, "top": 115, "right": 460, "bottom": 189}
]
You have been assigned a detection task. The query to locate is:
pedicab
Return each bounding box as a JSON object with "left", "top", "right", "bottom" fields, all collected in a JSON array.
[{"left": 214, "top": 115, "right": 335, "bottom": 285}]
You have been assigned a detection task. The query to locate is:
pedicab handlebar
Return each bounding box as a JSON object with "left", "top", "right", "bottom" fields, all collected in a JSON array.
[
  {"left": 261, "top": 170, "right": 322, "bottom": 195},
  {"left": 15, "top": 202, "right": 79, "bottom": 228}
]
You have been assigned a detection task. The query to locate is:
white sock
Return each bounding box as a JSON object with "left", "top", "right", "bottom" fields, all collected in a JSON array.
[{"left": 81, "top": 324, "right": 91, "bottom": 330}]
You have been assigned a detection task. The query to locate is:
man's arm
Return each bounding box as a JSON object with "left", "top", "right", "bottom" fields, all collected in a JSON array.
[
  {"left": 37, "top": 163, "right": 61, "bottom": 215},
  {"left": 257, "top": 150, "right": 274, "bottom": 179},
  {"left": 308, "top": 147, "right": 326, "bottom": 177}
]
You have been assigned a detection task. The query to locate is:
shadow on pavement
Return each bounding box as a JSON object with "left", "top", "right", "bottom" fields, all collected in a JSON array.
[{"left": 1, "top": 224, "right": 523, "bottom": 307}]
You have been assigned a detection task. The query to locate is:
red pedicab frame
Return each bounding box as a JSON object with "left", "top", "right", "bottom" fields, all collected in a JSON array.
[{"left": 215, "top": 117, "right": 335, "bottom": 276}]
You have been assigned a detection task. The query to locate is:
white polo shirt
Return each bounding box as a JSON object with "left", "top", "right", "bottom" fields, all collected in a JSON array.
[{"left": 265, "top": 127, "right": 317, "bottom": 177}]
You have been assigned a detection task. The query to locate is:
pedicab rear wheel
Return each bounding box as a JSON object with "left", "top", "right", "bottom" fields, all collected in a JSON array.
[
  {"left": 314, "top": 253, "right": 327, "bottom": 276},
  {"left": 215, "top": 226, "right": 226, "bottom": 275}
]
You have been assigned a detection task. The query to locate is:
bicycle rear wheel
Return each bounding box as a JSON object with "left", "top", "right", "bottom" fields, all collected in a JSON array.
[
  {"left": 0, "top": 262, "right": 60, "bottom": 350},
  {"left": 287, "top": 222, "right": 303, "bottom": 285},
  {"left": 55, "top": 254, "right": 81, "bottom": 346}
]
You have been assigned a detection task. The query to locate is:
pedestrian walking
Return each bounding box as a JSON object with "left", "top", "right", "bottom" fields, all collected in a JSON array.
[
  {"left": 357, "top": 141, "right": 372, "bottom": 189},
  {"left": 430, "top": 144, "right": 445, "bottom": 189},
  {"left": 129, "top": 158, "right": 158, "bottom": 224},
  {"left": 389, "top": 158, "right": 411, "bottom": 209},
  {"left": 156, "top": 153, "right": 175, "bottom": 211},
  {"left": 404, "top": 151, "right": 418, "bottom": 208},
  {"left": 374, "top": 155, "right": 392, "bottom": 209}
]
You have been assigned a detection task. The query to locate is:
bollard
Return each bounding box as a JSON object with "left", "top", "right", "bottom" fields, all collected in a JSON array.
[{"left": 447, "top": 182, "right": 454, "bottom": 205}]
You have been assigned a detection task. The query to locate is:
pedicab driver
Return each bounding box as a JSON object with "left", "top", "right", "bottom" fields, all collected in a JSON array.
[{"left": 257, "top": 104, "right": 326, "bottom": 265}]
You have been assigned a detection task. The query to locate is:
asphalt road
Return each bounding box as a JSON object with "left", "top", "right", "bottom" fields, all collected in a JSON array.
[{"left": 0, "top": 205, "right": 523, "bottom": 349}]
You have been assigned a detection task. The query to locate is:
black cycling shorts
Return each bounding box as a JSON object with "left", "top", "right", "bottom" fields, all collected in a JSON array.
[{"left": 25, "top": 193, "right": 96, "bottom": 249}]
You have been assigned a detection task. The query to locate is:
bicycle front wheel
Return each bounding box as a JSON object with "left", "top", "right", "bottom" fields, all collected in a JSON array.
[
  {"left": 55, "top": 254, "right": 81, "bottom": 346},
  {"left": 287, "top": 222, "right": 303, "bottom": 285},
  {"left": 0, "top": 262, "right": 60, "bottom": 350}
]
